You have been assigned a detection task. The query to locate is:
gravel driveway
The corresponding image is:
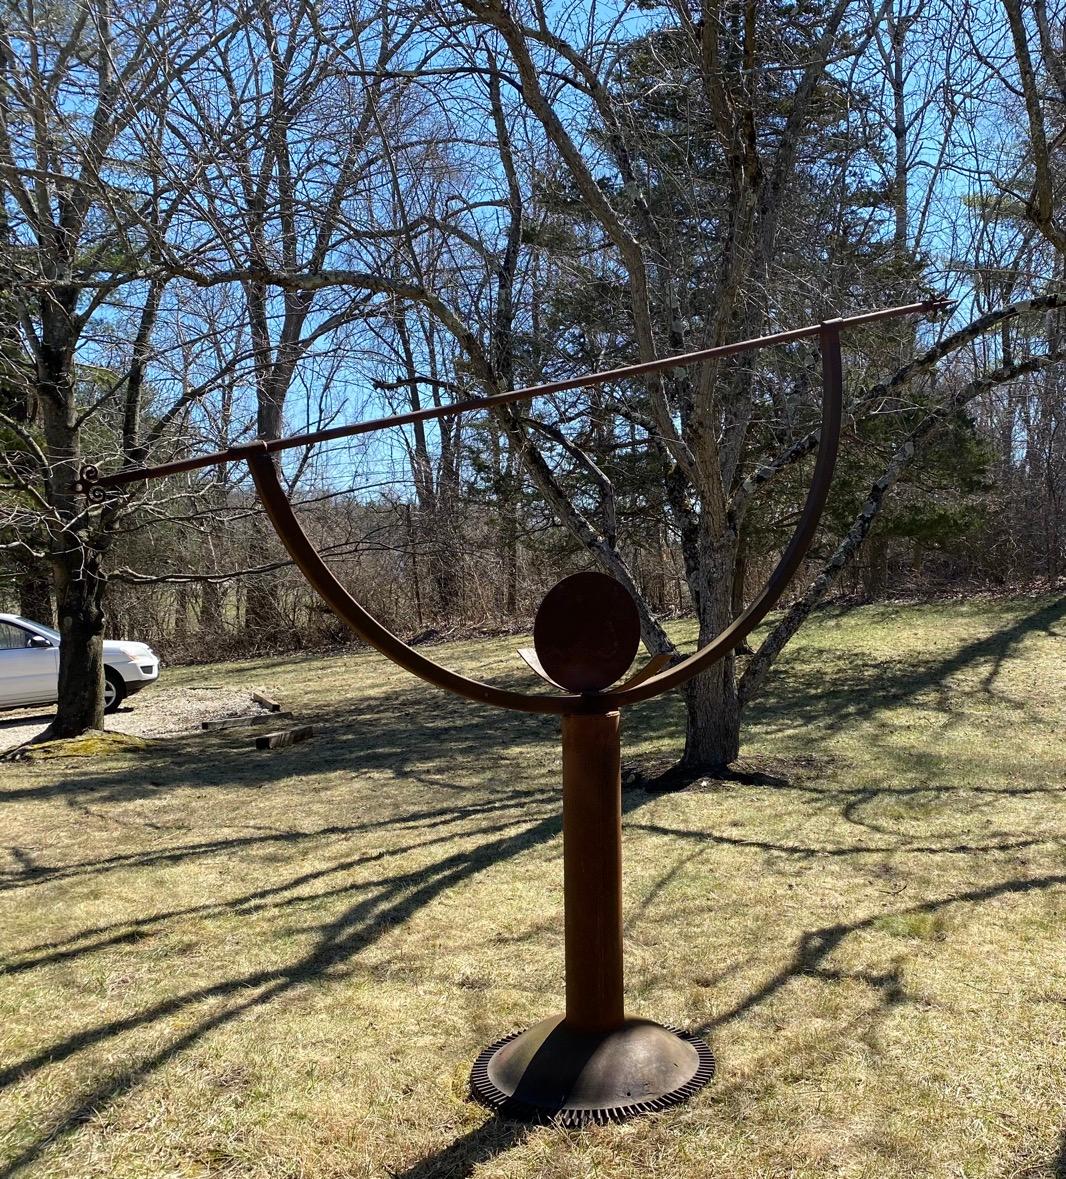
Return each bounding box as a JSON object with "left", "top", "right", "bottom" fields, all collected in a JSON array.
[{"left": 0, "top": 683, "right": 260, "bottom": 753}]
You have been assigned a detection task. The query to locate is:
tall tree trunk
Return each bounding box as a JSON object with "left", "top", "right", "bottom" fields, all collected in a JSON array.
[
  {"left": 50, "top": 544, "right": 107, "bottom": 736},
  {"left": 39, "top": 335, "right": 109, "bottom": 737},
  {"left": 199, "top": 579, "right": 224, "bottom": 635},
  {"left": 680, "top": 526, "right": 740, "bottom": 769},
  {"left": 863, "top": 533, "right": 889, "bottom": 599},
  {"left": 499, "top": 448, "right": 520, "bottom": 618},
  {"left": 173, "top": 584, "right": 190, "bottom": 644},
  {"left": 429, "top": 516, "right": 462, "bottom": 623},
  {"left": 406, "top": 504, "right": 425, "bottom": 628},
  {"left": 682, "top": 656, "right": 740, "bottom": 769},
  {"left": 245, "top": 575, "right": 283, "bottom": 649},
  {"left": 18, "top": 558, "right": 53, "bottom": 624}
]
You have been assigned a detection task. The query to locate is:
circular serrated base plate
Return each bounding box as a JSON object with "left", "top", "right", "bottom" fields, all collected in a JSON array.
[{"left": 469, "top": 1016, "right": 714, "bottom": 1127}]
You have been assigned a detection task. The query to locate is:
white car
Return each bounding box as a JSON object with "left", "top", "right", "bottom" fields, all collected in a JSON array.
[{"left": 0, "top": 613, "right": 160, "bottom": 714}]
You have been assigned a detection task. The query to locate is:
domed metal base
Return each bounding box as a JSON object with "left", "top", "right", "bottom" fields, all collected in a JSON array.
[{"left": 469, "top": 1014, "right": 714, "bottom": 1126}]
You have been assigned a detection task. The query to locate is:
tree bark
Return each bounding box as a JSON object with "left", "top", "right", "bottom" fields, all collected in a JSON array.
[
  {"left": 863, "top": 533, "right": 889, "bottom": 600},
  {"left": 680, "top": 521, "right": 740, "bottom": 769},
  {"left": 50, "top": 545, "right": 107, "bottom": 736},
  {"left": 17, "top": 558, "right": 53, "bottom": 625},
  {"left": 199, "top": 578, "right": 225, "bottom": 635},
  {"left": 682, "top": 657, "right": 740, "bottom": 769},
  {"left": 37, "top": 297, "right": 110, "bottom": 736}
]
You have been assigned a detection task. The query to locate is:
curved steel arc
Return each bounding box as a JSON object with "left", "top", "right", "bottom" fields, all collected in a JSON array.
[{"left": 248, "top": 323, "right": 843, "bottom": 715}]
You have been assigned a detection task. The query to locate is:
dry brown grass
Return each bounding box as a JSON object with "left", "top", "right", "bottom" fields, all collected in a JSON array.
[{"left": 1, "top": 595, "right": 1064, "bottom": 1178}]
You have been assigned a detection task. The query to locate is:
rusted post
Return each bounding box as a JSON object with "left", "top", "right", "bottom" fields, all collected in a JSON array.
[{"left": 562, "top": 710, "right": 624, "bottom": 1033}]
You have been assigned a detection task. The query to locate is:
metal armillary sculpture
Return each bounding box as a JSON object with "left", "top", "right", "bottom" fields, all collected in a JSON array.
[{"left": 81, "top": 299, "right": 946, "bottom": 1126}]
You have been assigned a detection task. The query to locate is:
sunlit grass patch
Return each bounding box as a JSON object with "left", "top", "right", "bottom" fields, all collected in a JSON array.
[{"left": 872, "top": 911, "right": 949, "bottom": 940}]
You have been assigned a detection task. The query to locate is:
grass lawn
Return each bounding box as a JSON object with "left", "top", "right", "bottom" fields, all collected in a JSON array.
[{"left": 1, "top": 595, "right": 1064, "bottom": 1179}]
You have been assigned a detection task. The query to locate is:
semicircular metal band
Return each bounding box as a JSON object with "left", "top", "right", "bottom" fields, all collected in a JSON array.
[{"left": 247, "top": 321, "right": 843, "bottom": 715}]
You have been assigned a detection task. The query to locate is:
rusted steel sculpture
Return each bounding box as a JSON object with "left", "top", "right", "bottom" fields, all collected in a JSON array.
[{"left": 81, "top": 299, "right": 946, "bottom": 1126}]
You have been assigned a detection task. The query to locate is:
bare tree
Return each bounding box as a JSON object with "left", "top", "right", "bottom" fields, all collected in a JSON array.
[
  {"left": 0, "top": 0, "right": 243, "bottom": 734},
  {"left": 12, "top": 0, "right": 1060, "bottom": 762}
]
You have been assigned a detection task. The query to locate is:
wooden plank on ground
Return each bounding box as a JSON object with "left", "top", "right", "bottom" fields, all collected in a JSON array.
[
  {"left": 202, "top": 711, "right": 292, "bottom": 731},
  {"left": 251, "top": 691, "right": 282, "bottom": 712},
  {"left": 255, "top": 725, "right": 315, "bottom": 751}
]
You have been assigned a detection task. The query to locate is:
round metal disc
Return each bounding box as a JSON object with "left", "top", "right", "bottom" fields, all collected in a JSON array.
[{"left": 533, "top": 572, "right": 641, "bottom": 693}]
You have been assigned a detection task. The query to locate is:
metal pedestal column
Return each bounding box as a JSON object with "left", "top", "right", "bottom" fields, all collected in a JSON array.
[{"left": 470, "top": 712, "right": 714, "bottom": 1125}]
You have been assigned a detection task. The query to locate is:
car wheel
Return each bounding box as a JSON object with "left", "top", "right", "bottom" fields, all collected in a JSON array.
[{"left": 103, "top": 669, "right": 126, "bottom": 714}]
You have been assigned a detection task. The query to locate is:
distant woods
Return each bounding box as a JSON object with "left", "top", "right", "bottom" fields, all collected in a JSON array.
[{"left": 0, "top": 0, "right": 1062, "bottom": 755}]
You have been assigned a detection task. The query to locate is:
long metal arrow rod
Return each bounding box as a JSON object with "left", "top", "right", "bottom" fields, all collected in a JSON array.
[{"left": 82, "top": 298, "right": 950, "bottom": 492}]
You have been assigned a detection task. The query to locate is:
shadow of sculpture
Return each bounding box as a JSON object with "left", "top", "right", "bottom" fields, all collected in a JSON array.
[
  {"left": 1, "top": 598, "right": 1063, "bottom": 1175},
  {"left": 4, "top": 825, "right": 1062, "bottom": 1179},
  {"left": 390, "top": 1120, "right": 530, "bottom": 1179}
]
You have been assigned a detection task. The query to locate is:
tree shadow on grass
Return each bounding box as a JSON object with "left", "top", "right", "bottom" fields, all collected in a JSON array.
[
  {"left": 633, "top": 759, "right": 791, "bottom": 794},
  {"left": 0, "top": 788, "right": 555, "bottom": 893},
  {"left": 0, "top": 799, "right": 567, "bottom": 1177},
  {"left": 0, "top": 665, "right": 572, "bottom": 807},
  {"left": 744, "top": 594, "right": 1066, "bottom": 741},
  {"left": 4, "top": 595, "right": 1061, "bottom": 814},
  {"left": 691, "top": 869, "right": 1066, "bottom": 1037},
  {"left": 2, "top": 863, "right": 1058, "bottom": 1176},
  {"left": 5, "top": 791, "right": 1050, "bottom": 988},
  {"left": 2, "top": 604, "right": 1064, "bottom": 1174},
  {"left": 4, "top": 833, "right": 1064, "bottom": 1179},
  {"left": 0, "top": 805, "right": 557, "bottom": 976}
]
